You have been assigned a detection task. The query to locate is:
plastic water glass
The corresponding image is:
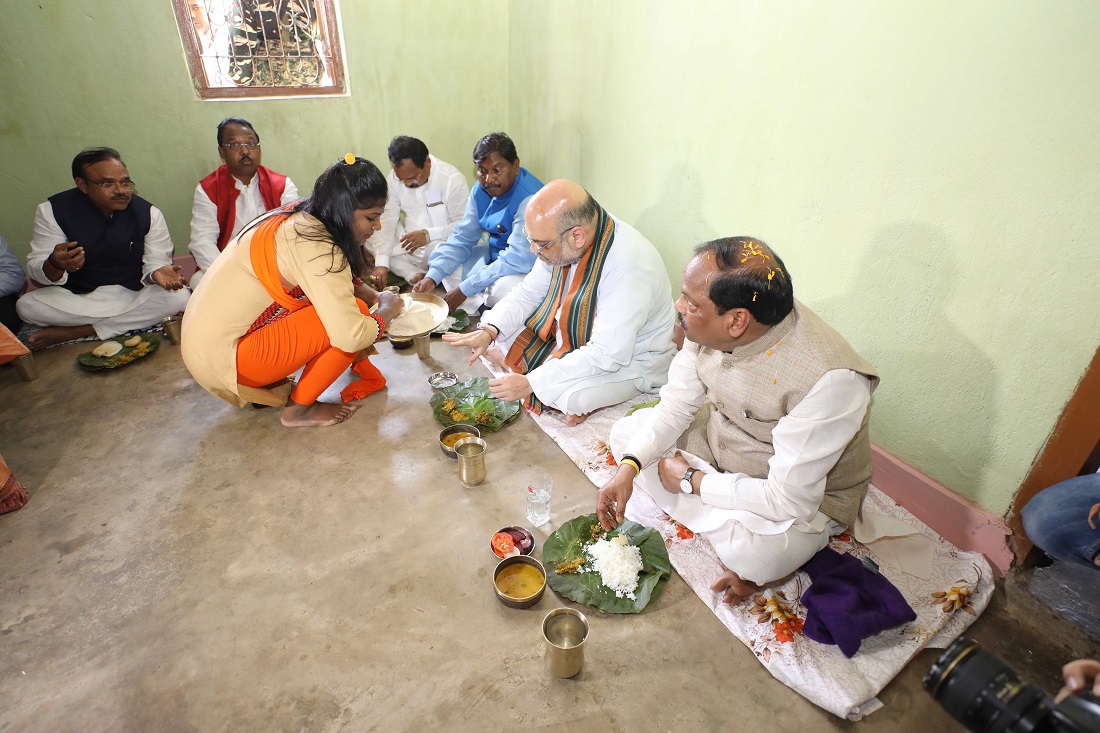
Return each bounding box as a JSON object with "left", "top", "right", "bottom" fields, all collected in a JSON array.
[{"left": 525, "top": 469, "right": 553, "bottom": 527}]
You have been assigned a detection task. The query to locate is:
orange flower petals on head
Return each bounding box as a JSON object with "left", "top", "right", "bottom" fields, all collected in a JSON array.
[{"left": 344, "top": 153, "right": 356, "bottom": 165}]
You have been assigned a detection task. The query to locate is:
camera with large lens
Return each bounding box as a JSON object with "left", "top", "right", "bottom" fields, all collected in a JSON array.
[{"left": 923, "top": 637, "right": 1100, "bottom": 732}]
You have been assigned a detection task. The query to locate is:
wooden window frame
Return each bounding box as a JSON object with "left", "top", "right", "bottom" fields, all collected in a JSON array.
[{"left": 172, "top": 0, "right": 347, "bottom": 100}]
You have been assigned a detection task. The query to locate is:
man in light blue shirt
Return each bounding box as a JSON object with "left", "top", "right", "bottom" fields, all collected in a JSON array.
[
  {"left": 412, "top": 132, "right": 543, "bottom": 313},
  {"left": 0, "top": 235, "right": 26, "bottom": 334}
]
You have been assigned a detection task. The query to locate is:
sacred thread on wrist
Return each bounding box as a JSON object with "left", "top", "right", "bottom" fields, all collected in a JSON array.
[
  {"left": 620, "top": 455, "right": 642, "bottom": 475},
  {"left": 478, "top": 323, "right": 499, "bottom": 343}
]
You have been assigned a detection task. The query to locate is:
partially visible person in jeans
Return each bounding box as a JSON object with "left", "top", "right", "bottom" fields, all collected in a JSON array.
[
  {"left": 0, "top": 234, "right": 26, "bottom": 335},
  {"left": 1021, "top": 470, "right": 1100, "bottom": 569}
]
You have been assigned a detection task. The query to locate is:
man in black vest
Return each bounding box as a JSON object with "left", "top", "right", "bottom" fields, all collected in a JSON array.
[{"left": 17, "top": 148, "right": 190, "bottom": 350}]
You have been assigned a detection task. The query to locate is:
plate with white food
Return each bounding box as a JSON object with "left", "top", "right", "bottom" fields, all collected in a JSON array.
[
  {"left": 76, "top": 334, "right": 160, "bottom": 370},
  {"left": 542, "top": 513, "right": 671, "bottom": 614},
  {"left": 385, "top": 293, "right": 448, "bottom": 338}
]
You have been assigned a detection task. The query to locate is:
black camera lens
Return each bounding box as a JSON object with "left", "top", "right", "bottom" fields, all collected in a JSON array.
[{"left": 923, "top": 638, "right": 1055, "bottom": 732}]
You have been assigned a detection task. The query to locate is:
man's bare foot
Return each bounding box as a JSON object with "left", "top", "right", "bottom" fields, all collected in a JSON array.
[
  {"left": 565, "top": 413, "right": 590, "bottom": 426},
  {"left": 710, "top": 570, "right": 761, "bottom": 605},
  {"left": 26, "top": 325, "right": 97, "bottom": 350},
  {"left": 279, "top": 400, "right": 360, "bottom": 427}
]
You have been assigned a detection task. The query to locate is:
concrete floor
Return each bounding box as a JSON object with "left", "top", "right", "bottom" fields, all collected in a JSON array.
[{"left": 1, "top": 336, "right": 1096, "bottom": 732}]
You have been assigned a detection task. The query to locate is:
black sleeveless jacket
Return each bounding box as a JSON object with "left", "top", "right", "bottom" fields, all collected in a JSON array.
[{"left": 47, "top": 188, "right": 152, "bottom": 293}]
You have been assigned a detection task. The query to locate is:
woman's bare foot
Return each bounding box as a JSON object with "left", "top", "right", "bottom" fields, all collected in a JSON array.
[
  {"left": 279, "top": 400, "right": 360, "bottom": 427},
  {"left": 710, "top": 570, "right": 761, "bottom": 605},
  {"left": 26, "top": 325, "right": 96, "bottom": 350},
  {"left": 565, "top": 413, "right": 590, "bottom": 426}
]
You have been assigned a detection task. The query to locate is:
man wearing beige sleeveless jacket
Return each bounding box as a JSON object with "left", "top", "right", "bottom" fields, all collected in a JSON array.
[{"left": 596, "top": 237, "right": 879, "bottom": 604}]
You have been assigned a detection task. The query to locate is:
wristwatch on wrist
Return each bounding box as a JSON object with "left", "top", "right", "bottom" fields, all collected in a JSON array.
[{"left": 680, "top": 467, "right": 698, "bottom": 494}]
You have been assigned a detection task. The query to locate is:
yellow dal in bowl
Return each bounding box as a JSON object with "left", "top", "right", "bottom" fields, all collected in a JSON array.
[
  {"left": 495, "top": 563, "right": 545, "bottom": 599},
  {"left": 440, "top": 431, "right": 476, "bottom": 449}
]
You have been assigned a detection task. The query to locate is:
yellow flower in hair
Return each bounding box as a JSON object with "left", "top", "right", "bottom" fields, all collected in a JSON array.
[{"left": 344, "top": 153, "right": 356, "bottom": 165}]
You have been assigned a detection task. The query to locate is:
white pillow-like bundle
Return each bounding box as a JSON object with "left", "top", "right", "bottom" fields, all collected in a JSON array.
[{"left": 91, "top": 341, "right": 123, "bottom": 358}]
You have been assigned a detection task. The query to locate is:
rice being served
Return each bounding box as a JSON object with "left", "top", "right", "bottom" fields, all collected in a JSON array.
[{"left": 584, "top": 536, "right": 644, "bottom": 600}]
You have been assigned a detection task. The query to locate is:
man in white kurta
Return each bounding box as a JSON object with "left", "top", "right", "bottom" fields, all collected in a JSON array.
[
  {"left": 444, "top": 179, "right": 676, "bottom": 425},
  {"left": 370, "top": 136, "right": 469, "bottom": 287},
  {"left": 187, "top": 118, "right": 298, "bottom": 289},
  {"left": 596, "top": 237, "right": 879, "bottom": 603},
  {"left": 17, "top": 148, "right": 189, "bottom": 350}
]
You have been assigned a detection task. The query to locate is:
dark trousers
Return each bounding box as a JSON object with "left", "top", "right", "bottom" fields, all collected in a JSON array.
[{"left": 0, "top": 294, "right": 21, "bottom": 335}]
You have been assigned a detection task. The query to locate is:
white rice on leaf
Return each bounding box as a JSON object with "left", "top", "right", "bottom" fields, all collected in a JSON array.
[
  {"left": 432, "top": 316, "right": 457, "bottom": 333},
  {"left": 584, "top": 538, "right": 644, "bottom": 600}
]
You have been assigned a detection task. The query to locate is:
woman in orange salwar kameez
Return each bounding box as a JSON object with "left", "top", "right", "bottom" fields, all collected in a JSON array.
[{"left": 181, "top": 156, "right": 402, "bottom": 427}]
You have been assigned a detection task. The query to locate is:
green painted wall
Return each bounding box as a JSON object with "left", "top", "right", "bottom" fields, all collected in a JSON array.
[
  {"left": 506, "top": 2, "right": 1100, "bottom": 516},
  {"left": 0, "top": 0, "right": 508, "bottom": 257},
  {"left": 2, "top": 1, "right": 1097, "bottom": 517}
]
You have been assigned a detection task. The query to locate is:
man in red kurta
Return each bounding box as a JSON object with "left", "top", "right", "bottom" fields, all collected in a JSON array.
[{"left": 187, "top": 117, "right": 298, "bottom": 289}]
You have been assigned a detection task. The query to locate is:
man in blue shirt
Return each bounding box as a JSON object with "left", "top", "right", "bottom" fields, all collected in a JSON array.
[
  {"left": 411, "top": 132, "right": 543, "bottom": 313},
  {"left": 0, "top": 234, "right": 26, "bottom": 334}
]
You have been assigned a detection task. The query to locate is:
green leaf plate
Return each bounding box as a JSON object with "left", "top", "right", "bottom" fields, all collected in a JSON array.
[
  {"left": 542, "top": 513, "right": 671, "bottom": 614},
  {"left": 429, "top": 376, "right": 521, "bottom": 434},
  {"left": 625, "top": 398, "right": 661, "bottom": 416},
  {"left": 76, "top": 335, "right": 160, "bottom": 370}
]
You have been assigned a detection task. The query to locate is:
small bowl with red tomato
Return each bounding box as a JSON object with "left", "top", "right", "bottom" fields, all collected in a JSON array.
[{"left": 490, "top": 526, "right": 536, "bottom": 559}]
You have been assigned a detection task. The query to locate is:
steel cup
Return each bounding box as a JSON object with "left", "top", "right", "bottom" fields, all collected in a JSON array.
[
  {"left": 413, "top": 334, "right": 431, "bottom": 360},
  {"left": 12, "top": 353, "right": 38, "bottom": 382},
  {"left": 454, "top": 436, "right": 487, "bottom": 487},
  {"left": 161, "top": 316, "right": 182, "bottom": 345},
  {"left": 542, "top": 608, "right": 589, "bottom": 678}
]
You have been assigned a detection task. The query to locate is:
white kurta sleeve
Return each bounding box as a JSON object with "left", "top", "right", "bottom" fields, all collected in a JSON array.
[
  {"left": 427, "top": 171, "right": 471, "bottom": 243},
  {"left": 188, "top": 184, "right": 222, "bottom": 272},
  {"left": 27, "top": 202, "right": 68, "bottom": 285},
  {"left": 479, "top": 260, "right": 553, "bottom": 339},
  {"left": 623, "top": 345, "right": 708, "bottom": 465},
  {"left": 279, "top": 177, "right": 299, "bottom": 205},
  {"left": 697, "top": 369, "right": 872, "bottom": 523},
  {"left": 141, "top": 207, "right": 176, "bottom": 283}
]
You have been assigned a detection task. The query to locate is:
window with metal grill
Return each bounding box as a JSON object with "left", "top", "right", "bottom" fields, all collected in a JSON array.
[{"left": 173, "top": 0, "right": 347, "bottom": 99}]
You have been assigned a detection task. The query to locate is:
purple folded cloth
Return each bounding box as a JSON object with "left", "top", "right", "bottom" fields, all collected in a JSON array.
[{"left": 800, "top": 547, "right": 916, "bottom": 657}]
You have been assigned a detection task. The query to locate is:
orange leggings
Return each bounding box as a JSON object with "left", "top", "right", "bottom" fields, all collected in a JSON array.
[{"left": 237, "top": 299, "right": 372, "bottom": 405}]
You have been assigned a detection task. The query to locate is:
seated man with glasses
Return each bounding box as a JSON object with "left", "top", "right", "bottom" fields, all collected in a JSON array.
[
  {"left": 369, "top": 136, "right": 470, "bottom": 289},
  {"left": 188, "top": 117, "right": 298, "bottom": 289},
  {"left": 411, "top": 132, "right": 543, "bottom": 313},
  {"left": 444, "top": 179, "right": 677, "bottom": 426},
  {"left": 17, "top": 147, "right": 190, "bottom": 350}
]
